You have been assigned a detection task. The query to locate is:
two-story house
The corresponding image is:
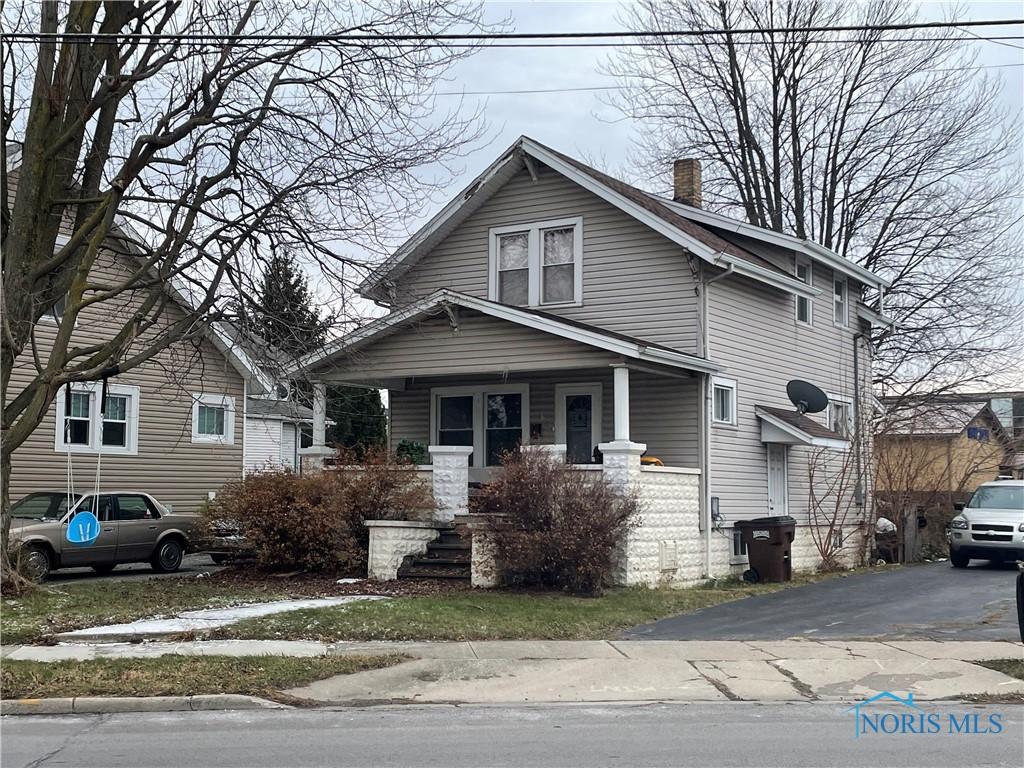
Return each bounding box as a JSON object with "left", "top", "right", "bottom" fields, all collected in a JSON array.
[{"left": 294, "top": 136, "right": 890, "bottom": 579}]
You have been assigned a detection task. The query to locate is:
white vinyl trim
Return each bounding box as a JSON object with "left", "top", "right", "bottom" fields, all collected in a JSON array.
[
  {"left": 191, "top": 392, "right": 236, "bottom": 445},
  {"left": 53, "top": 383, "right": 141, "bottom": 455},
  {"left": 428, "top": 383, "right": 530, "bottom": 468},
  {"left": 554, "top": 382, "right": 603, "bottom": 460},
  {"left": 755, "top": 407, "right": 850, "bottom": 451}
]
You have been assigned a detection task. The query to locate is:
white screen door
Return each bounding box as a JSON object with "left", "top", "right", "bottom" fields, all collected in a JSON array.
[{"left": 766, "top": 443, "right": 788, "bottom": 515}]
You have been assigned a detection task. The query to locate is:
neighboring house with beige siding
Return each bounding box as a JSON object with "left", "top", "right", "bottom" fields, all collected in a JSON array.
[
  {"left": 5, "top": 154, "right": 270, "bottom": 515},
  {"left": 294, "top": 136, "right": 890, "bottom": 578}
]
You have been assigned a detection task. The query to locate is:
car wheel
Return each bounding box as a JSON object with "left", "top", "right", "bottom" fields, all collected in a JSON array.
[
  {"left": 92, "top": 563, "right": 117, "bottom": 575},
  {"left": 21, "top": 546, "right": 51, "bottom": 582},
  {"left": 949, "top": 548, "right": 970, "bottom": 569},
  {"left": 742, "top": 568, "right": 760, "bottom": 583},
  {"left": 151, "top": 538, "right": 184, "bottom": 573}
]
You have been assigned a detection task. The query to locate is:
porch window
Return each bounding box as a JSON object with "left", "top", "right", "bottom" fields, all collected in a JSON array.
[
  {"left": 431, "top": 385, "right": 530, "bottom": 467},
  {"left": 485, "top": 392, "right": 523, "bottom": 465},
  {"left": 438, "top": 396, "right": 475, "bottom": 449},
  {"left": 489, "top": 217, "right": 583, "bottom": 307}
]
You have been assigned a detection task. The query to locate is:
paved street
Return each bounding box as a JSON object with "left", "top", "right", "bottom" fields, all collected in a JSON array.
[
  {"left": 625, "top": 561, "right": 1021, "bottom": 641},
  {"left": 44, "top": 554, "right": 223, "bottom": 584},
  {"left": 3, "top": 703, "right": 1020, "bottom": 768}
]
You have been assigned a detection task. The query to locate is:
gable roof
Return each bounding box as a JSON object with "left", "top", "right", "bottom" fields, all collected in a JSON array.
[
  {"left": 292, "top": 289, "right": 720, "bottom": 377},
  {"left": 756, "top": 405, "right": 849, "bottom": 450},
  {"left": 882, "top": 401, "right": 1010, "bottom": 441},
  {"left": 358, "top": 135, "right": 887, "bottom": 303}
]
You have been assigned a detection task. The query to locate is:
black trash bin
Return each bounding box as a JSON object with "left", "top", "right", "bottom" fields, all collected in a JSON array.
[{"left": 734, "top": 516, "right": 797, "bottom": 583}]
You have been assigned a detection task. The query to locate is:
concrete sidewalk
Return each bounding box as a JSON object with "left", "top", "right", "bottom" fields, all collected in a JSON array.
[{"left": 3, "top": 639, "right": 1022, "bottom": 705}]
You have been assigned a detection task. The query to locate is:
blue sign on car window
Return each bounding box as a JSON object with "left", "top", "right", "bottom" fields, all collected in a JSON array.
[{"left": 66, "top": 511, "right": 101, "bottom": 546}]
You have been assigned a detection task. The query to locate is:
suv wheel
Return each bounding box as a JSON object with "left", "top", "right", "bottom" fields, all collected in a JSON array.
[
  {"left": 151, "top": 539, "right": 184, "bottom": 573},
  {"left": 21, "top": 546, "right": 51, "bottom": 582},
  {"left": 949, "top": 548, "right": 970, "bottom": 569}
]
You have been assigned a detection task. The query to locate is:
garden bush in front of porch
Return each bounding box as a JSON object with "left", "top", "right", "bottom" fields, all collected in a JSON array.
[
  {"left": 475, "top": 451, "right": 639, "bottom": 595},
  {"left": 203, "top": 448, "right": 434, "bottom": 573}
]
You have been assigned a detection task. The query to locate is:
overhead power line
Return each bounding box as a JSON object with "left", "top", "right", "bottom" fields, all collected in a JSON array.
[{"left": 2, "top": 18, "right": 1022, "bottom": 43}]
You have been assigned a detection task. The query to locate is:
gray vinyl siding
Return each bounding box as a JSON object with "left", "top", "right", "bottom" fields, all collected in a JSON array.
[
  {"left": 706, "top": 255, "right": 870, "bottom": 527},
  {"left": 389, "top": 368, "right": 700, "bottom": 468},
  {"left": 7, "top": 254, "right": 245, "bottom": 515},
  {"left": 394, "top": 165, "right": 701, "bottom": 354},
  {"left": 330, "top": 310, "right": 622, "bottom": 380}
]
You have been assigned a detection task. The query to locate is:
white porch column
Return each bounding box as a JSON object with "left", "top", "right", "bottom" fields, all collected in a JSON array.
[
  {"left": 613, "top": 365, "right": 630, "bottom": 442},
  {"left": 600, "top": 439, "right": 647, "bottom": 586},
  {"left": 299, "top": 380, "right": 334, "bottom": 472},
  {"left": 312, "top": 381, "right": 327, "bottom": 447},
  {"left": 428, "top": 445, "right": 473, "bottom": 521}
]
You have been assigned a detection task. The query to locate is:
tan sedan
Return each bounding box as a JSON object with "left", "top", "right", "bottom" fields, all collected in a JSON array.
[{"left": 8, "top": 491, "right": 199, "bottom": 581}]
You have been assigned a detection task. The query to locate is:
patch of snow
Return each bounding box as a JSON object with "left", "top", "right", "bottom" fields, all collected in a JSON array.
[{"left": 59, "top": 595, "right": 385, "bottom": 638}]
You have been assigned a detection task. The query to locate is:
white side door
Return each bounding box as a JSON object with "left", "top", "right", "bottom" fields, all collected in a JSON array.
[
  {"left": 281, "top": 423, "right": 298, "bottom": 469},
  {"left": 766, "top": 444, "right": 789, "bottom": 516}
]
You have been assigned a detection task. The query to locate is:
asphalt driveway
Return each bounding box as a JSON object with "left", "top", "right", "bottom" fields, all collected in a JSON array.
[
  {"left": 623, "top": 561, "right": 1021, "bottom": 641},
  {"left": 44, "top": 554, "right": 222, "bottom": 584}
]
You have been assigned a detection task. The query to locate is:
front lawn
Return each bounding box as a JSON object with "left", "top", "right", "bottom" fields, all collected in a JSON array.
[
  {"left": 977, "top": 659, "right": 1024, "bottom": 680},
  {"left": 0, "top": 654, "right": 404, "bottom": 703},
  {"left": 212, "top": 573, "right": 843, "bottom": 642}
]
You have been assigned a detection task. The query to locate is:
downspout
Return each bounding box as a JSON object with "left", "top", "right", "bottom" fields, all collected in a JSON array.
[
  {"left": 852, "top": 333, "right": 864, "bottom": 506},
  {"left": 241, "top": 377, "right": 248, "bottom": 479},
  {"left": 700, "top": 261, "right": 732, "bottom": 578}
]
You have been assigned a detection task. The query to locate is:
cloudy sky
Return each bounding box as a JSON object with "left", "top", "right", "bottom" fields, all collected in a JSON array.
[{"left": 428, "top": 0, "right": 1022, "bottom": 195}]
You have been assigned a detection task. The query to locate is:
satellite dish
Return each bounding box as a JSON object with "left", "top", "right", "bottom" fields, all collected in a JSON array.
[{"left": 787, "top": 380, "right": 829, "bottom": 415}]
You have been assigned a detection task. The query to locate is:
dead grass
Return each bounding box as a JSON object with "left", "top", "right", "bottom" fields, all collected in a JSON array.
[{"left": 0, "top": 654, "right": 405, "bottom": 703}]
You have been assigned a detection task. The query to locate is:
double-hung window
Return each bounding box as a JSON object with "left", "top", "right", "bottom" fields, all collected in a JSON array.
[
  {"left": 833, "top": 277, "right": 848, "bottom": 327},
  {"left": 795, "top": 257, "right": 813, "bottom": 325},
  {"left": 827, "top": 395, "right": 854, "bottom": 439},
  {"left": 54, "top": 384, "right": 140, "bottom": 454},
  {"left": 712, "top": 377, "right": 738, "bottom": 426},
  {"left": 431, "top": 385, "right": 529, "bottom": 468},
  {"left": 191, "top": 393, "right": 235, "bottom": 444},
  {"left": 489, "top": 217, "right": 583, "bottom": 307}
]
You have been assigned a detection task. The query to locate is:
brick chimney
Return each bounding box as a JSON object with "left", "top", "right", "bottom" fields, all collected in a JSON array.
[{"left": 673, "top": 159, "right": 702, "bottom": 208}]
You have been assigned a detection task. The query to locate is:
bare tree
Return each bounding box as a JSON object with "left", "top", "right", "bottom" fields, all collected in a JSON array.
[
  {"left": 0, "top": 0, "right": 497, "bottom": 582},
  {"left": 605, "top": 0, "right": 1023, "bottom": 398},
  {"left": 806, "top": 446, "right": 860, "bottom": 570}
]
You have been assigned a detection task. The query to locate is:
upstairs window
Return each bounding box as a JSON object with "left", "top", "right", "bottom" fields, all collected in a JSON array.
[
  {"left": 833, "top": 277, "right": 848, "bottom": 327},
  {"left": 794, "top": 257, "right": 813, "bottom": 325},
  {"left": 828, "top": 396, "right": 853, "bottom": 438},
  {"left": 489, "top": 217, "right": 582, "bottom": 307}
]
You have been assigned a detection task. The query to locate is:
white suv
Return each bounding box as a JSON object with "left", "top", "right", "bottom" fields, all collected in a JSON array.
[{"left": 947, "top": 480, "right": 1024, "bottom": 568}]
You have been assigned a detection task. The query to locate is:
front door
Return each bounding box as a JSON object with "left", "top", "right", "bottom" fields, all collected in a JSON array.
[
  {"left": 766, "top": 444, "right": 788, "bottom": 516},
  {"left": 556, "top": 384, "right": 602, "bottom": 464}
]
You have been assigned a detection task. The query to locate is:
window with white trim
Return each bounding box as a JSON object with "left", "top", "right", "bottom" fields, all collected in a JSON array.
[
  {"left": 712, "top": 377, "right": 737, "bottom": 426},
  {"left": 833, "top": 277, "right": 848, "bottom": 326},
  {"left": 54, "top": 384, "right": 140, "bottom": 454},
  {"left": 191, "top": 393, "right": 235, "bottom": 444},
  {"left": 794, "top": 257, "right": 813, "bottom": 325},
  {"left": 430, "top": 384, "right": 529, "bottom": 467},
  {"left": 827, "top": 395, "right": 854, "bottom": 439},
  {"left": 489, "top": 217, "right": 583, "bottom": 307}
]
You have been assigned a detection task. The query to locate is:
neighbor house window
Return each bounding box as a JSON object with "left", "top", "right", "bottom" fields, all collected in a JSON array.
[
  {"left": 828, "top": 395, "right": 853, "bottom": 438},
  {"left": 40, "top": 294, "right": 68, "bottom": 325},
  {"left": 54, "top": 384, "right": 140, "bottom": 454},
  {"left": 191, "top": 393, "right": 235, "bottom": 444},
  {"left": 431, "top": 385, "right": 529, "bottom": 467},
  {"left": 795, "top": 257, "right": 813, "bottom": 325},
  {"left": 489, "top": 217, "right": 582, "bottom": 307},
  {"left": 833, "top": 277, "right": 848, "bottom": 326},
  {"left": 712, "top": 377, "right": 737, "bottom": 426}
]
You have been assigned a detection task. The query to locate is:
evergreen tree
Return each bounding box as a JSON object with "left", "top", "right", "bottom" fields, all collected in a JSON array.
[
  {"left": 326, "top": 385, "right": 388, "bottom": 453},
  {"left": 253, "top": 250, "right": 331, "bottom": 357}
]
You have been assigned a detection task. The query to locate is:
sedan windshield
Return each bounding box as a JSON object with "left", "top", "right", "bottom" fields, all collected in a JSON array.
[
  {"left": 967, "top": 485, "right": 1024, "bottom": 511},
  {"left": 10, "top": 492, "right": 78, "bottom": 520}
]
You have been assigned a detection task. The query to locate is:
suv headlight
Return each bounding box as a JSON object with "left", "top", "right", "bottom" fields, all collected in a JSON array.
[{"left": 950, "top": 518, "right": 968, "bottom": 529}]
